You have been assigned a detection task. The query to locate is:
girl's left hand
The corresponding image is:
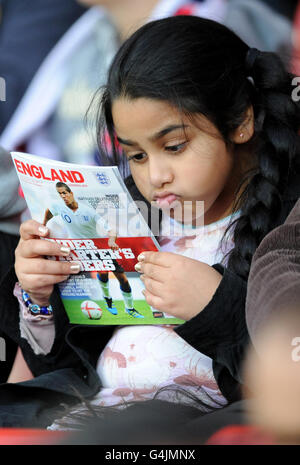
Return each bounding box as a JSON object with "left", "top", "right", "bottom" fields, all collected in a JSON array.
[{"left": 135, "top": 251, "right": 222, "bottom": 321}]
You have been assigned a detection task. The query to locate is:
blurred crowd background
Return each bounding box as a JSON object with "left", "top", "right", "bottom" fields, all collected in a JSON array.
[{"left": 0, "top": 0, "right": 299, "bottom": 166}]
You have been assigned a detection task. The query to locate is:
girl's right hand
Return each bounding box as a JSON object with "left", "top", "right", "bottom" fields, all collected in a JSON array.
[{"left": 15, "top": 220, "right": 80, "bottom": 307}]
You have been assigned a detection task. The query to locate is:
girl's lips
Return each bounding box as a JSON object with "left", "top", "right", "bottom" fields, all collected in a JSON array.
[{"left": 155, "top": 194, "right": 179, "bottom": 207}]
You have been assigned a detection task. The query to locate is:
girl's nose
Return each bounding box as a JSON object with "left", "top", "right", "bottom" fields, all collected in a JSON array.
[{"left": 148, "top": 157, "right": 173, "bottom": 188}]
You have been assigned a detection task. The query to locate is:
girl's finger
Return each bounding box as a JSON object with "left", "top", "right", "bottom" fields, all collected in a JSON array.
[
  {"left": 140, "top": 275, "right": 165, "bottom": 296},
  {"left": 17, "top": 258, "right": 81, "bottom": 276},
  {"left": 19, "top": 219, "right": 49, "bottom": 240},
  {"left": 136, "top": 262, "right": 167, "bottom": 282},
  {"left": 22, "top": 273, "right": 70, "bottom": 291},
  {"left": 142, "top": 289, "right": 165, "bottom": 311},
  {"left": 17, "top": 237, "right": 72, "bottom": 259},
  {"left": 137, "top": 251, "right": 173, "bottom": 268}
]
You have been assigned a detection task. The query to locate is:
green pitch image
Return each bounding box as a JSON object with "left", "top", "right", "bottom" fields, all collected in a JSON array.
[{"left": 63, "top": 299, "right": 184, "bottom": 325}]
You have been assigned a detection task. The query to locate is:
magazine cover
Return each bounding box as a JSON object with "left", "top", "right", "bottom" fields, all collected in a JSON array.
[{"left": 11, "top": 152, "right": 185, "bottom": 325}]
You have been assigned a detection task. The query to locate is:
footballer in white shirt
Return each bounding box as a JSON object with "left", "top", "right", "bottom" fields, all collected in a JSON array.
[{"left": 43, "top": 182, "right": 144, "bottom": 319}]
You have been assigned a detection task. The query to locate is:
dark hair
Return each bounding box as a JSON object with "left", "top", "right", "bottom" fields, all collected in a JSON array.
[
  {"left": 96, "top": 15, "right": 300, "bottom": 279},
  {"left": 54, "top": 385, "right": 225, "bottom": 444},
  {"left": 56, "top": 182, "right": 71, "bottom": 192}
]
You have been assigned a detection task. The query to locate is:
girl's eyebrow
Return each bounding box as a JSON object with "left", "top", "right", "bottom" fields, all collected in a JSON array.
[
  {"left": 116, "top": 124, "right": 189, "bottom": 146},
  {"left": 150, "top": 124, "right": 189, "bottom": 141},
  {"left": 116, "top": 136, "right": 135, "bottom": 146}
]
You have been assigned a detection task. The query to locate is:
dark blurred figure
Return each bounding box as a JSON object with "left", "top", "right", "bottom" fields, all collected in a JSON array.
[
  {"left": 291, "top": 0, "right": 300, "bottom": 75},
  {"left": 262, "top": 0, "right": 297, "bottom": 20},
  {"left": 0, "top": 146, "right": 26, "bottom": 383},
  {"left": 0, "top": 0, "right": 86, "bottom": 132},
  {"left": 0, "top": 147, "right": 26, "bottom": 281},
  {"left": 224, "top": 0, "right": 297, "bottom": 63},
  {"left": 0, "top": 1, "right": 86, "bottom": 380}
]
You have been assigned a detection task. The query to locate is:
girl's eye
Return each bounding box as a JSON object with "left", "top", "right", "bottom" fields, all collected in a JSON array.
[
  {"left": 165, "top": 142, "right": 187, "bottom": 153},
  {"left": 127, "top": 153, "right": 147, "bottom": 163}
]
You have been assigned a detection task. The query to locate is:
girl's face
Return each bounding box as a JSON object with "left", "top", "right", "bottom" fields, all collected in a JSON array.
[{"left": 112, "top": 97, "right": 242, "bottom": 225}]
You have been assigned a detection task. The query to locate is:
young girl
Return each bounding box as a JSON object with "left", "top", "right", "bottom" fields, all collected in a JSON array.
[{"left": 1, "top": 15, "right": 300, "bottom": 429}]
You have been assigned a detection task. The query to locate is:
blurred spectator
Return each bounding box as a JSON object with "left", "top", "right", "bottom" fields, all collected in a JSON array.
[
  {"left": 244, "top": 198, "right": 300, "bottom": 444},
  {"left": 224, "top": 0, "right": 297, "bottom": 64},
  {"left": 262, "top": 0, "right": 297, "bottom": 20},
  {"left": 0, "top": 0, "right": 227, "bottom": 165},
  {"left": 291, "top": 0, "right": 300, "bottom": 75},
  {"left": 0, "top": 0, "right": 86, "bottom": 132},
  {"left": 246, "top": 198, "right": 300, "bottom": 349},
  {"left": 0, "top": 146, "right": 26, "bottom": 383},
  {"left": 0, "top": 0, "right": 86, "bottom": 380},
  {"left": 0, "top": 146, "right": 26, "bottom": 280},
  {"left": 244, "top": 305, "right": 300, "bottom": 445}
]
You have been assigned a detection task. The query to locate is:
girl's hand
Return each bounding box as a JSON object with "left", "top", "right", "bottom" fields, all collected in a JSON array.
[
  {"left": 15, "top": 220, "right": 81, "bottom": 307},
  {"left": 135, "top": 251, "right": 222, "bottom": 321}
]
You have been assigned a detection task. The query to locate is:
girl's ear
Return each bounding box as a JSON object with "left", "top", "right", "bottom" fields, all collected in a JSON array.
[{"left": 230, "top": 106, "right": 255, "bottom": 144}]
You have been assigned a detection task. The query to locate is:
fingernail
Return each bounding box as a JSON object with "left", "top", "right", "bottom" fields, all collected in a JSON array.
[
  {"left": 70, "top": 262, "right": 81, "bottom": 273},
  {"left": 38, "top": 226, "right": 48, "bottom": 235},
  {"left": 135, "top": 263, "right": 142, "bottom": 272},
  {"left": 137, "top": 253, "right": 145, "bottom": 262},
  {"left": 60, "top": 246, "right": 70, "bottom": 255}
]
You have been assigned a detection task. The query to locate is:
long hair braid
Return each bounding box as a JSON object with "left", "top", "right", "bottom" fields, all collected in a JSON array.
[{"left": 226, "top": 49, "right": 300, "bottom": 279}]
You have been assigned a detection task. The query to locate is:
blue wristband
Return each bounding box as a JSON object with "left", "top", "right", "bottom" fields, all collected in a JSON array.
[{"left": 21, "top": 290, "right": 53, "bottom": 316}]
